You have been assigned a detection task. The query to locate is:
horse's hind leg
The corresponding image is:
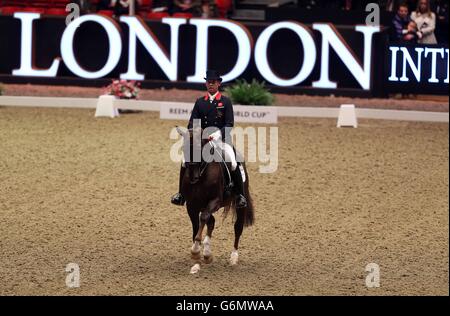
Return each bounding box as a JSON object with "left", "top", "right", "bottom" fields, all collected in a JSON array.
[
  {"left": 230, "top": 208, "right": 245, "bottom": 266},
  {"left": 203, "top": 215, "right": 215, "bottom": 264}
]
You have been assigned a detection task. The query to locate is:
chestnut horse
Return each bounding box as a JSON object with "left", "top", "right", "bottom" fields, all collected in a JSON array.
[{"left": 176, "top": 127, "right": 254, "bottom": 274}]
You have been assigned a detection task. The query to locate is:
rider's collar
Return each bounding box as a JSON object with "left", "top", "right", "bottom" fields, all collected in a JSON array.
[{"left": 204, "top": 92, "right": 221, "bottom": 101}]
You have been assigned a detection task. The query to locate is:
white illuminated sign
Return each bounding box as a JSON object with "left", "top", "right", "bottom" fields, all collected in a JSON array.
[
  {"left": 400, "top": 47, "right": 424, "bottom": 82},
  {"left": 12, "top": 13, "right": 61, "bottom": 77},
  {"left": 388, "top": 46, "right": 400, "bottom": 82},
  {"left": 425, "top": 48, "right": 445, "bottom": 83},
  {"left": 120, "top": 16, "right": 185, "bottom": 81},
  {"left": 446, "top": 49, "right": 450, "bottom": 84},
  {"left": 389, "top": 46, "right": 449, "bottom": 84},
  {"left": 61, "top": 14, "right": 122, "bottom": 79},
  {"left": 254, "top": 22, "right": 316, "bottom": 87},
  {"left": 187, "top": 19, "right": 252, "bottom": 83},
  {"left": 10, "top": 13, "right": 391, "bottom": 90},
  {"left": 312, "top": 24, "right": 379, "bottom": 90}
]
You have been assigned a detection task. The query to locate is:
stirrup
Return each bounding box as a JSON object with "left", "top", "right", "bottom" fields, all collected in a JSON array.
[
  {"left": 235, "top": 194, "right": 247, "bottom": 208},
  {"left": 171, "top": 193, "right": 185, "bottom": 206}
]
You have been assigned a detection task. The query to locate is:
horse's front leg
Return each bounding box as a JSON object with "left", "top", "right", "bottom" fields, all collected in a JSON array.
[
  {"left": 188, "top": 207, "right": 201, "bottom": 261},
  {"left": 194, "top": 198, "right": 220, "bottom": 242},
  {"left": 189, "top": 210, "right": 208, "bottom": 275},
  {"left": 195, "top": 199, "right": 220, "bottom": 260},
  {"left": 201, "top": 198, "right": 221, "bottom": 263},
  {"left": 187, "top": 206, "right": 202, "bottom": 275},
  {"left": 202, "top": 215, "right": 215, "bottom": 264}
]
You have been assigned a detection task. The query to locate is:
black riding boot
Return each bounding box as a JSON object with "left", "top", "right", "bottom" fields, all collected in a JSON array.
[
  {"left": 232, "top": 166, "right": 247, "bottom": 208},
  {"left": 171, "top": 165, "right": 186, "bottom": 206}
]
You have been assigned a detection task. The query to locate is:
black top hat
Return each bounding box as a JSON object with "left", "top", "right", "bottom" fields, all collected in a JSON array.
[{"left": 204, "top": 70, "right": 222, "bottom": 82}]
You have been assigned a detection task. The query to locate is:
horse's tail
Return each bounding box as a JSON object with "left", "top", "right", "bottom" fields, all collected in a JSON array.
[
  {"left": 242, "top": 163, "right": 255, "bottom": 227},
  {"left": 224, "top": 163, "right": 255, "bottom": 227}
]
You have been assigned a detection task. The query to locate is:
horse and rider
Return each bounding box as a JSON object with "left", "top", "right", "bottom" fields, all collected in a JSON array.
[
  {"left": 171, "top": 70, "right": 254, "bottom": 272},
  {"left": 171, "top": 70, "right": 248, "bottom": 209}
]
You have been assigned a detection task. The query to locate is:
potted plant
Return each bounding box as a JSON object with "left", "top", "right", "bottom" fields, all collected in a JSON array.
[
  {"left": 224, "top": 79, "right": 274, "bottom": 106},
  {"left": 104, "top": 79, "right": 141, "bottom": 113}
]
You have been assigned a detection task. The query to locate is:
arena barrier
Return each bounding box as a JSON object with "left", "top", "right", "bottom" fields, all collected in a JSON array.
[{"left": 0, "top": 96, "right": 448, "bottom": 123}]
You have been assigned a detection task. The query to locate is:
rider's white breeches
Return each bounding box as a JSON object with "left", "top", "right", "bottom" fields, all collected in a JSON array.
[
  {"left": 181, "top": 141, "right": 238, "bottom": 171},
  {"left": 214, "top": 141, "right": 238, "bottom": 171}
]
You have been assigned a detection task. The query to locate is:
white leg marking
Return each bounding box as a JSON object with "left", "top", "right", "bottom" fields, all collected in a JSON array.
[
  {"left": 203, "top": 236, "right": 212, "bottom": 258},
  {"left": 191, "top": 241, "right": 201, "bottom": 254}
]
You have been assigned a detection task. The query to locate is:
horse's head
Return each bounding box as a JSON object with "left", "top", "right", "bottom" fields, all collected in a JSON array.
[{"left": 176, "top": 126, "right": 210, "bottom": 184}]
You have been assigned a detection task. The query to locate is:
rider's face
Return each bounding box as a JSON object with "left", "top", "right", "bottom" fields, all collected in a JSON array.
[
  {"left": 206, "top": 80, "right": 221, "bottom": 95},
  {"left": 398, "top": 6, "right": 408, "bottom": 19}
]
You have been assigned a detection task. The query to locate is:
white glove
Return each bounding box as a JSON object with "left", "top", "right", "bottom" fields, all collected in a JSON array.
[{"left": 209, "top": 130, "right": 222, "bottom": 142}]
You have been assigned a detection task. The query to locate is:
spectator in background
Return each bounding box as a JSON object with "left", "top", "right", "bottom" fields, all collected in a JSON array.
[
  {"left": 433, "top": 0, "right": 449, "bottom": 43},
  {"left": 96, "top": 0, "right": 136, "bottom": 16},
  {"left": 433, "top": 0, "right": 449, "bottom": 22},
  {"left": 200, "top": 0, "right": 219, "bottom": 18},
  {"left": 391, "top": 2, "right": 411, "bottom": 41},
  {"left": 173, "top": 0, "right": 202, "bottom": 16},
  {"left": 403, "top": 20, "right": 421, "bottom": 42},
  {"left": 343, "top": 0, "right": 352, "bottom": 10},
  {"left": 342, "top": 0, "right": 352, "bottom": 10},
  {"left": 411, "top": 0, "right": 437, "bottom": 44},
  {"left": 113, "top": 0, "right": 137, "bottom": 16},
  {"left": 73, "top": 0, "right": 91, "bottom": 14},
  {"left": 383, "top": 0, "right": 417, "bottom": 12},
  {"left": 383, "top": 0, "right": 397, "bottom": 12},
  {"left": 432, "top": 0, "right": 449, "bottom": 25}
]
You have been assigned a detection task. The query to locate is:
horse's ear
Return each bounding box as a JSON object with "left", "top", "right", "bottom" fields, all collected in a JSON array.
[{"left": 176, "top": 126, "right": 187, "bottom": 137}]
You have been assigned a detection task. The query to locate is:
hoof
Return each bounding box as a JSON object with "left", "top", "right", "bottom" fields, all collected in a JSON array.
[
  {"left": 191, "top": 241, "right": 201, "bottom": 260},
  {"left": 191, "top": 251, "right": 201, "bottom": 261},
  {"left": 203, "top": 255, "right": 213, "bottom": 264},
  {"left": 230, "top": 250, "right": 239, "bottom": 266},
  {"left": 190, "top": 263, "right": 201, "bottom": 274}
]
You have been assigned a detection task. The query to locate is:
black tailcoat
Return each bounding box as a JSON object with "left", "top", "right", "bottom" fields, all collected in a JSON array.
[{"left": 187, "top": 92, "right": 234, "bottom": 142}]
